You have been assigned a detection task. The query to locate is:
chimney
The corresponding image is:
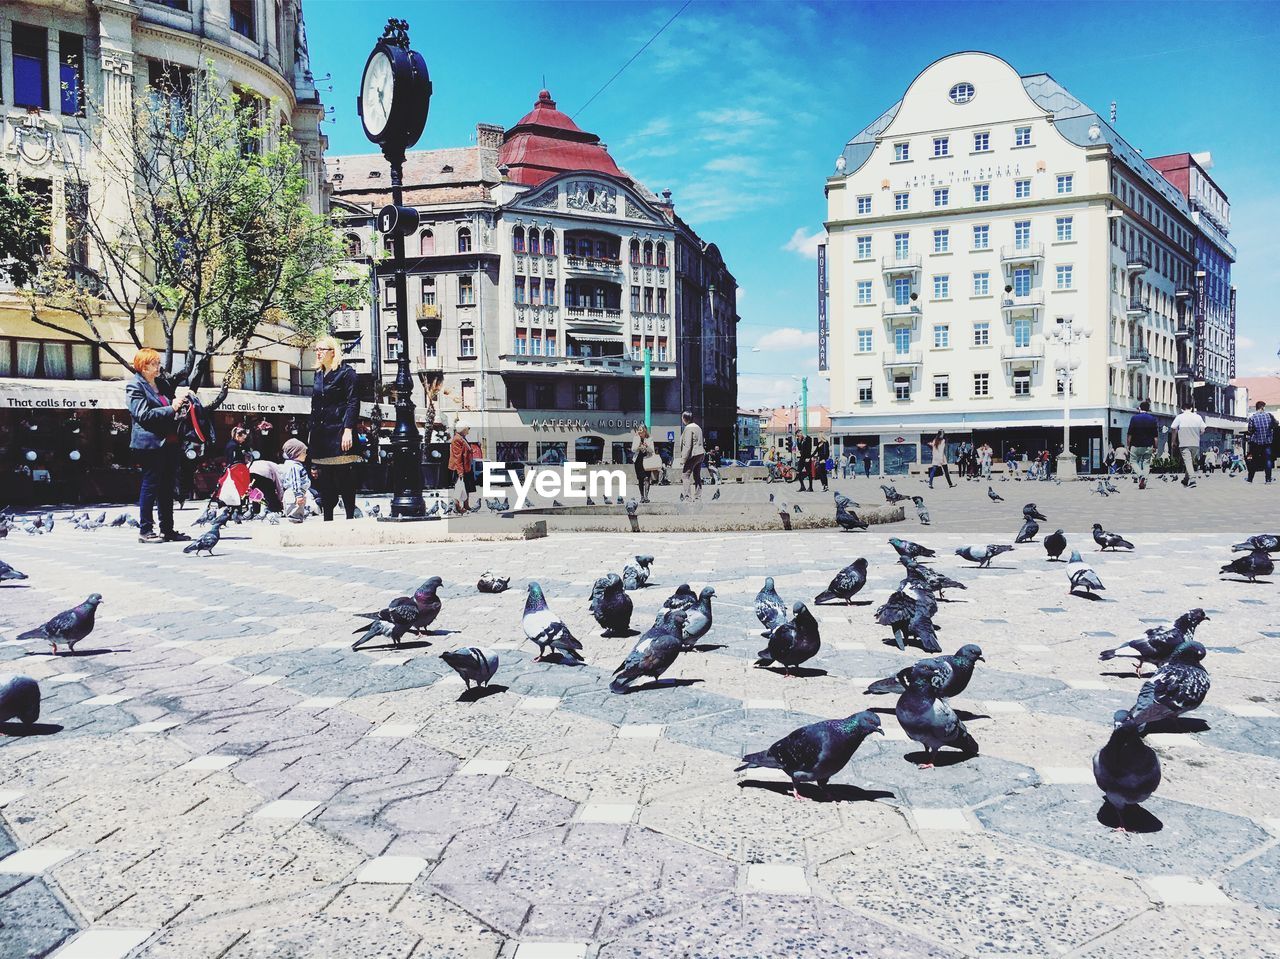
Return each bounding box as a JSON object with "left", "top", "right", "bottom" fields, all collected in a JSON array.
[
  {"left": 1109, "top": 101, "right": 1117, "bottom": 124},
  {"left": 476, "top": 123, "right": 504, "bottom": 151}
]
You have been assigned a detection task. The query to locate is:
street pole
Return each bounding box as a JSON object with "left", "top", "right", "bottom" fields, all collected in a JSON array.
[
  {"left": 386, "top": 157, "right": 425, "bottom": 516},
  {"left": 801, "top": 376, "right": 808, "bottom": 433},
  {"left": 643, "top": 346, "right": 651, "bottom": 431},
  {"left": 1052, "top": 319, "right": 1090, "bottom": 480}
]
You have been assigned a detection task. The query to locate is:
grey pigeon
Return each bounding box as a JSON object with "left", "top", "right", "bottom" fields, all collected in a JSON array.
[
  {"left": 0, "top": 560, "right": 28, "bottom": 581},
  {"left": 440, "top": 647, "right": 500, "bottom": 689},
  {"left": 711, "top": 489, "right": 720, "bottom": 501},
  {"left": 910, "top": 496, "right": 931, "bottom": 526},
  {"left": 1092, "top": 523, "right": 1134, "bottom": 551},
  {"left": 588, "top": 575, "right": 611, "bottom": 614},
  {"left": 1043, "top": 529, "right": 1067, "bottom": 561},
  {"left": 661, "top": 584, "right": 697, "bottom": 611},
  {"left": 1015, "top": 517, "right": 1039, "bottom": 543},
  {"left": 551, "top": 499, "right": 565, "bottom": 508},
  {"left": 184, "top": 518, "right": 225, "bottom": 556},
  {"left": 814, "top": 558, "right": 868, "bottom": 605},
  {"left": 17, "top": 593, "right": 102, "bottom": 654},
  {"left": 836, "top": 498, "right": 867, "bottom": 531},
  {"left": 1094, "top": 481, "right": 1110, "bottom": 497},
  {"left": 756, "top": 601, "right": 821, "bottom": 674},
  {"left": 1093, "top": 709, "right": 1161, "bottom": 831},
  {"left": 735, "top": 710, "right": 883, "bottom": 801},
  {"left": 351, "top": 618, "right": 409, "bottom": 651},
  {"left": 593, "top": 574, "right": 634, "bottom": 636},
  {"left": 522, "top": 582, "right": 584, "bottom": 663},
  {"left": 0, "top": 675, "right": 41, "bottom": 727},
  {"left": 622, "top": 555, "right": 654, "bottom": 590},
  {"left": 1220, "top": 549, "right": 1274, "bottom": 582},
  {"left": 889, "top": 537, "right": 935, "bottom": 561},
  {"left": 1022, "top": 503, "right": 1047, "bottom": 521},
  {"left": 834, "top": 491, "right": 860, "bottom": 511},
  {"left": 610, "top": 611, "right": 686, "bottom": 692},
  {"left": 754, "top": 577, "right": 788, "bottom": 633},
  {"left": 865, "top": 644, "right": 984, "bottom": 697},
  {"left": 954, "top": 544, "right": 1013, "bottom": 568},
  {"left": 987, "top": 486, "right": 1004, "bottom": 502},
  {"left": 661, "top": 586, "right": 714, "bottom": 650},
  {"left": 900, "top": 557, "right": 965, "bottom": 599},
  {"left": 881, "top": 484, "right": 908, "bottom": 504},
  {"left": 1067, "top": 550, "right": 1105, "bottom": 596},
  {"left": 477, "top": 571, "right": 510, "bottom": 593},
  {"left": 353, "top": 577, "right": 443, "bottom": 636},
  {"left": 793, "top": 504, "right": 803, "bottom": 514},
  {"left": 625, "top": 497, "right": 639, "bottom": 516},
  {"left": 1232, "top": 534, "right": 1280, "bottom": 553},
  {"left": 1100, "top": 609, "right": 1208, "bottom": 674},
  {"left": 1121, "top": 640, "right": 1209, "bottom": 730},
  {"left": 875, "top": 582, "right": 941, "bottom": 653},
  {"left": 895, "top": 660, "right": 980, "bottom": 766}
]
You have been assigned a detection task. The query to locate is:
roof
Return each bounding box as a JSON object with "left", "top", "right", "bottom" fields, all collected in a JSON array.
[
  {"left": 325, "top": 145, "right": 500, "bottom": 209},
  {"left": 1232, "top": 377, "right": 1280, "bottom": 409},
  {"left": 498, "top": 90, "right": 628, "bottom": 187},
  {"left": 763, "top": 406, "right": 832, "bottom": 432}
]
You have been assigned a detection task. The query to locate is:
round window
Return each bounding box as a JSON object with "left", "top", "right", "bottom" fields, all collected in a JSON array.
[{"left": 949, "top": 82, "right": 975, "bottom": 104}]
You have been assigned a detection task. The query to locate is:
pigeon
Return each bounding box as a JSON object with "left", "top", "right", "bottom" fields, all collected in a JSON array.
[
  {"left": 522, "top": 582, "right": 584, "bottom": 663},
  {"left": 625, "top": 497, "right": 639, "bottom": 516},
  {"left": 440, "top": 647, "right": 500, "bottom": 689},
  {"left": 93, "top": 511, "right": 105, "bottom": 526},
  {"left": 880, "top": 484, "right": 908, "bottom": 504},
  {"left": 587, "top": 575, "right": 611, "bottom": 615},
  {"left": 425, "top": 500, "right": 442, "bottom": 518},
  {"left": 184, "top": 518, "right": 225, "bottom": 556},
  {"left": 793, "top": 504, "right": 803, "bottom": 514},
  {"left": 622, "top": 555, "right": 654, "bottom": 590},
  {"left": 756, "top": 601, "right": 821, "bottom": 674},
  {"left": 586, "top": 496, "right": 597, "bottom": 506},
  {"left": 551, "top": 499, "right": 565, "bottom": 508},
  {"left": 1093, "top": 481, "right": 1109, "bottom": 497},
  {"left": 834, "top": 491, "right": 860, "bottom": 511},
  {"left": 864, "top": 644, "right": 985, "bottom": 697},
  {"left": 1093, "top": 709, "right": 1162, "bottom": 831},
  {"left": 1092, "top": 523, "right": 1134, "bottom": 551},
  {"left": 353, "top": 577, "right": 443, "bottom": 635},
  {"left": 769, "top": 493, "right": 775, "bottom": 503},
  {"left": 875, "top": 582, "right": 941, "bottom": 653},
  {"left": 352, "top": 506, "right": 365, "bottom": 519},
  {"left": 1100, "top": 609, "right": 1208, "bottom": 674},
  {"left": 477, "top": 572, "right": 510, "bottom": 593},
  {"left": 661, "top": 584, "right": 697, "bottom": 611},
  {"left": 895, "top": 660, "right": 980, "bottom": 767},
  {"left": 17, "top": 593, "right": 102, "bottom": 654},
  {"left": 1104, "top": 479, "right": 1120, "bottom": 494},
  {"left": 0, "top": 675, "right": 41, "bottom": 728},
  {"left": 1120, "top": 640, "right": 1209, "bottom": 731},
  {"left": 661, "top": 586, "right": 715, "bottom": 650},
  {"left": 0, "top": 560, "right": 28, "bottom": 581},
  {"left": 814, "top": 558, "right": 868, "bottom": 605},
  {"left": 835, "top": 500, "right": 867, "bottom": 531},
  {"left": 1220, "top": 549, "right": 1274, "bottom": 582},
  {"left": 910, "top": 496, "right": 931, "bottom": 525},
  {"left": 1043, "top": 529, "right": 1068, "bottom": 561},
  {"left": 592, "top": 574, "right": 634, "bottom": 636},
  {"left": 1023, "top": 503, "right": 1047, "bottom": 522},
  {"left": 900, "top": 557, "right": 965, "bottom": 599},
  {"left": 735, "top": 710, "right": 883, "bottom": 801},
  {"left": 1015, "top": 516, "right": 1039, "bottom": 544},
  {"left": 987, "top": 486, "right": 1004, "bottom": 502},
  {"left": 711, "top": 489, "right": 720, "bottom": 501},
  {"left": 1231, "top": 534, "right": 1280, "bottom": 553},
  {"left": 754, "top": 577, "right": 788, "bottom": 633},
  {"left": 351, "top": 618, "right": 409, "bottom": 651},
  {"left": 889, "top": 537, "right": 935, "bottom": 561},
  {"left": 369, "top": 504, "right": 382, "bottom": 518},
  {"left": 954, "top": 544, "right": 1013, "bottom": 568},
  {"left": 610, "top": 612, "right": 686, "bottom": 693},
  {"left": 1067, "top": 550, "right": 1105, "bottom": 596}
]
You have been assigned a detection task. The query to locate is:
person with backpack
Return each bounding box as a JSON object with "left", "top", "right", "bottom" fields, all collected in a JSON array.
[
  {"left": 1126, "top": 400, "right": 1159, "bottom": 489},
  {"left": 1245, "top": 400, "right": 1277, "bottom": 484}
]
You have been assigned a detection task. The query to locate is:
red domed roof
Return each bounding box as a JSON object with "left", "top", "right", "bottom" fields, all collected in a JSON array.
[{"left": 498, "top": 90, "right": 628, "bottom": 187}]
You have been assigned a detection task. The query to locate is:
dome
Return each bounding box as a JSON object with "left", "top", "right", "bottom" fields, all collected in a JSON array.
[{"left": 498, "top": 90, "right": 628, "bottom": 187}]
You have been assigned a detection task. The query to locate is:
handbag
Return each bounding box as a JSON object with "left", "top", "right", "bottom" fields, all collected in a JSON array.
[{"left": 642, "top": 453, "right": 663, "bottom": 472}]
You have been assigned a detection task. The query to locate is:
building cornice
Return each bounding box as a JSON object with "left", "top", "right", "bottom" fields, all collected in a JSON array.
[
  {"left": 825, "top": 192, "right": 1110, "bottom": 232},
  {"left": 131, "top": 23, "right": 297, "bottom": 109}
]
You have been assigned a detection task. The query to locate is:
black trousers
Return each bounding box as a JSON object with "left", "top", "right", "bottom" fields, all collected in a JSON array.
[
  {"left": 317, "top": 463, "right": 358, "bottom": 520},
  {"left": 633, "top": 459, "right": 651, "bottom": 500},
  {"left": 135, "top": 445, "right": 178, "bottom": 535}
]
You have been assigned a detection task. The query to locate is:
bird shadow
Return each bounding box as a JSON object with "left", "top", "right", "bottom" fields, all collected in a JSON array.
[
  {"left": 1097, "top": 801, "right": 1163, "bottom": 833},
  {"left": 936, "top": 597, "right": 968, "bottom": 604},
  {"left": 738, "top": 779, "right": 894, "bottom": 803},
  {"left": 691, "top": 643, "right": 727, "bottom": 653},
  {"left": 753, "top": 665, "right": 828, "bottom": 678},
  {"left": 359, "top": 639, "right": 435, "bottom": 652},
  {"left": 1069, "top": 591, "right": 1108, "bottom": 602},
  {"left": 456, "top": 684, "right": 508, "bottom": 703},
  {"left": 1, "top": 722, "right": 63, "bottom": 737},
  {"left": 903, "top": 749, "right": 978, "bottom": 767},
  {"left": 25, "top": 648, "right": 124, "bottom": 658},
  {"left": 953, "top": 710, "right": 991, "bottom": 722},
  {"left": 866, "top": 705, "right": 897, "bottom": 716},
  {"left": 1099, "top": 670, "right": 1153, "bottom": 680},
  {"left": 617, "top": 678, "right": 704, "bottom": 694},
  {"left": 0, "top": 584, "right": 31, "bottom": 589},
  {"left": 1045, "top": 558, "right": 1066, "bottom": 563},
  {"left": 602, "top": 628, "right": 642, "bottom": 639},
  {"left": 977, "top": 564, "right": 1018, "bottom": 570},
  {"left": 814, "top": 599, "right": 873, "bottom": 607},
  {"left": 1220, "top": 577, "right": 1272, "bottom": 584},
  {"left": 1142, "top": 716, "right": 1210, "bottom": 735}
]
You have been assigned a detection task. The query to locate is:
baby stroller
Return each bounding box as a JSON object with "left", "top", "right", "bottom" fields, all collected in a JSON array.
[{"left": 211, "top": 462, "right": 268, "bottom": 519}]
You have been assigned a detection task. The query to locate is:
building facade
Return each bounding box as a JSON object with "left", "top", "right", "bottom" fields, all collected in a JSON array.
[
  {"left": 327, "top": 90, "right": 738, "bottom": 467},
  {"left": 1, "top": 0, "right": 327, "bottom": 503},
  {"left": 824, "top": 51, "right": 1239, "bottom": 473}
]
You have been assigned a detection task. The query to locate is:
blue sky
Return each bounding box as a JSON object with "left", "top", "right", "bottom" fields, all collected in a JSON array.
[{"left": 306, "top": 0, "right": 1277, "bottom": 409}]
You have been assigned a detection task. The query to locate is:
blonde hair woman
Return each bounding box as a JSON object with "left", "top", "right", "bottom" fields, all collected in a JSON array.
[
  {"left": 308, "top": 335, "right": 361, "bottom": 520},
  {"left": 632, "top": 425, "right": 656, "bottom": 503}
]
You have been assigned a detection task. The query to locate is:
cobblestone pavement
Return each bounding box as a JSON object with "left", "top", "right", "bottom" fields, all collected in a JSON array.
[{"left": 2, "top": 478, "right": 1279, "bottom": 958}]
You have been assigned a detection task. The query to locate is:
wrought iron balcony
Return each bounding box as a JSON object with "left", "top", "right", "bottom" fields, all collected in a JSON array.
[
  {"left": 1125, "top": 297, "right": 1148, "bottom": 316},
  {"left": 417, "top": 303, "right": 440, "bottom": 320},
  {"left": 1123, "top": 248, "right": 1151, "bottom": 271},
  {"left": 1175, "top": 364, "right": 1194, "bottom": 380},
  {"left": 1175, "top": 322, "right": 1193, "bottom": 339},
  {"left": 1126, "top": 348, "right": 1150, "bottom": 366}
]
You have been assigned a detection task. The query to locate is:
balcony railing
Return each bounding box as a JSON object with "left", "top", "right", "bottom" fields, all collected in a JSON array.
[
  {"left": 564, "top": 305, "right": 623, "bottom": 321},
  {"left": 1125, "top": 297, "right": 1148, "bottom": 315},
  {"left": 1175, "top": 364, "right": 1194, "bottom": 379},
  {"left": 882, "top": 301, "right": 921, "bottom": 322},
  {"left": 565, "top": 254, "right": 622, "bottom": 273},
  {"left": 1000, "top": 242, "right": 1044, "bottom": 264},
  {"left": 1124, "top": 248, "right": 1151, "bottom": 270},
  {"left": 881, "top": 254, "right": 922, "bottom": 275},
  {"left": 417, "top": 303, "right": 439, "bottom": 320},
  {"left": 1000, "top": 290, "right": 1044, "bottom": 314},
  {"left": 882, "top": 349, "right": 923, "bottom": 368},
  {"left": 1127, "top": 348, "right": 1151, "bottom": 365},
  {"left": 1000, "top": 343, "right": 1045, "bottom": 363},
  {"left": 1175, "top": 322, "right": 1193, "bottom": 339}
]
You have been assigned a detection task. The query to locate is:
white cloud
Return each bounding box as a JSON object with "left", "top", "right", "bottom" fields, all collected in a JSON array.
[
  {"left": 783, "top": 227, "right": 825, "bottom": 260},
  {"left": 1237, "top": 335, "right": 1255, "bottom": 351},
  {"left": 737, "top": 373, "right": 830, "bottom": 409},
  {"left": 755, "top": 327, "right": 817, "bottom": 352}
]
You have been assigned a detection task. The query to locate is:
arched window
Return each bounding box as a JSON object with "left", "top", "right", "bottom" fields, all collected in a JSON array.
[
  {"left": 643, "top": 240, "right": 653, "bottom": 265},
  {"left": 419, "top": 229, "right": 434, "bottom": 255},
  {"left": 543, "top": 229, "right": 556, "bottom": 256},
  {"left": 512, "top": 226, "right": 525, "bottom": 253},
  {"left": 343, "top": 233, "right": 361, "bottom": 257},
  {"left": 656, "top": 242, "right": 667, "bottom": 267},
  {"left": 630, "top": 238, "right": 640, "bottom": 264},
  {"left": 457, "top": 227, "right": 472, "bottom": 253},
  {"left": 528, "top": 229, "right": 539, "bottom": 256}
]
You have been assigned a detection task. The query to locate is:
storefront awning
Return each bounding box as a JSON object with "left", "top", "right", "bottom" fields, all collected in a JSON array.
[
  {"left": 566, "top": 334, "right": 624, "bottom": 344},
  {"left": 0, "top": 378, "right": 312, "bottom": 415}
]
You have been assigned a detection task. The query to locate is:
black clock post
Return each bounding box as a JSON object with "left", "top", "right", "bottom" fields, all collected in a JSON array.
[{"left": 358, "top": 19, "right": 432, "bottom": 518}]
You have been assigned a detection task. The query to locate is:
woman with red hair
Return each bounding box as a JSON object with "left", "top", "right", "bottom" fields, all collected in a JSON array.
[{"left": 124, "top": 348, "right": 192, "bottom": 543}]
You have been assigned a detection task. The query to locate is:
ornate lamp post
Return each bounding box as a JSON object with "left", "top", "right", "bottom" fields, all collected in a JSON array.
[
  {"left": 1051, "top": 318, "right": 1091, "bottom": 479},
  {"left": 358, "top": 19, "right": 432, "bottom": 517}
]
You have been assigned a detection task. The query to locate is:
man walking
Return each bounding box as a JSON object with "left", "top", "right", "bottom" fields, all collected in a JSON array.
[
  {"left": 1126, "top": 400, "right": 1159, "bottom": 489},
  {"left": 1170, "top": 401, "right": 1206, "bottom": 488},
  {"left": 1244, "top": 400, "right": 1276, "bottom": 484},
  {"left": 795, "top": 430, "right": 814, "bottom": 492},
  {"left": 678, "top": 411, "right": 706, "bottom": 502}
]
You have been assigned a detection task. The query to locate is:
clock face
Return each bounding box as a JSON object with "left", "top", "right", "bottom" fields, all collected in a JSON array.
[{"left": 361, "top": 50, "right": 394, "bottom": 139}]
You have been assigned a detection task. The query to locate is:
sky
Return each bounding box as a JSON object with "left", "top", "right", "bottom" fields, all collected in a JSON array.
[{"left": 304, "top": 0, "right": 1278, "bottom": 410}]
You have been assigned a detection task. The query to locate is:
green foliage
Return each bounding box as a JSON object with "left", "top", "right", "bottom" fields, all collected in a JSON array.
[{"left": 0, "top": 176, "right": 49, "bottom": 288}]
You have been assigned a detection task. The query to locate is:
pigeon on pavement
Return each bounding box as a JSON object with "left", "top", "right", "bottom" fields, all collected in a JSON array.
[
  {"left": 875, "top": 582, "right": 941, "bottom": 653},
  {"left": 351, "top": 618, "right": 409, "bottom": 651},
  {"left": 954, "top": 544, "right": 1013, "bottom": 568},
  {"left": 1220, "top": 549, "right": 1274, "bottom": 582},
  {"left": 889, "top": 537, "right": 935, "bottom": 561},
  {"left": 1231, "top": 534, "right": 1280, "bottom": 553},
  {"left": 881, "top": 484, "right": 908, "bottom": 504},
  {"left": 17, "top": 593, "right": 102, "bottom": 654},
  {"left": 1093, "top": 523, "right": 1135, "bottom": 551},
  {"left": 1043, "top": 529, "right": 1068, "bottom": 561},
  {"left": 1093, "top": 481, "right": 1110, "bottom": 497},
  {"left": 522, "top": 582, "right": 584, "bottom": 663},
  {"left": 610, "top": 611, "right": 686, "bottom": 692},
  {"left": 711, "top": 489, "right": 720, "bottom": 501},
  {"left": 0, "top": 560, "right": 28, "bottom": 581},
  {"left": 1015, "top": 516, "right": 1040, "bottom": 544},
  {"left": 440, "top": 647, "right": 500, "bottom": 689},
  {"left": 353, "top": 577, "right": 443, "bottom": 635},
  {"left": 900, "top": 557, "right": 965, "bottom": 599},
  {"left": 910, "top": 496, "right": 931, "bottom": 526},
  {"left": 835, "top": 498, "right": 867, "bottom": 531},
  {"left": 814, "top": 558, "right": 868, "bottom": 605},
  {"left": 622, "top": 555, "right": 654, "bottom": 590},
  {"left": 1120, "top": 640, "right": 1209, "bottom": 731},
  {"left": 661, "top": 586, "right": 714, "bottom": 650},
  {"left": 756, "top": 601, "right": 821, "bottom": 674},
  {"left": 1022, "top": 503, "right": 1047, "bottom": 522},
  {"left": 625, "top": 497, "right": 639, "bottom": 516},
  {"left": 661, "top": 584, "right": 697, "bottom": 611},
  {"left": 987, "top": 486, "right": 1004, "bottom": 502},
  {"left": 183, "top": 518, "right": 225, "bottom": 557},
  {"left": 1067, "top": 550, "right": 1105, "bottom": 596},
  {"left": 735, "top": 710, "right": 883, "bottom": 801},
  {"left": 895, "top": 660, "right": 980, "bottom": 767},
  {"left": 864, "top": 644, "right": 984, "bottom": 697},
  {"left": 1100, "top": 609, "right": 1208, "bottom": 674},
  {"left": 1093, "top": 709, "right": 1162, "bottom": 831},
  {"left": 754, "top": 577, "right": 788, "bottom": 634},
  {"left": 592, "top": 574, "right": 634, "bottom": 636},
  {"left": 0, "top": 675, "right": 41, "bottom": 728},
  {"left": 477, "top": 572, "right": 510, "bottom": 593}
]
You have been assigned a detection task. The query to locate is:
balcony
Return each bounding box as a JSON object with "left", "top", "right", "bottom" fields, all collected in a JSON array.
[
  {"left": 1126, "top": 348, "right": 1151, "bottom": 367},
  {"left": 1000, "top": 343, "right": 1045, "bottom": 366},
  {"left": 416, "top": 303, "right": 439, "bottom": 320},
  {"left": 881, "top": 254, "right": 922, "bottom": 277},
  {"left": 1174, "top": 322, "right": 1193, "bottom": 340},
  {"left": 1000, "top": 243, "right": 1044, "bottom": 266},
  {"left": 565, "top": 305, "right": 622, "bottom": 321},
  {"left": 1123, "top": 248, "right": 1151, "bottom": 272},
  {"left": 882, "top": 349, "right": 922, "bottom": 369},
  {"left": 1175, "top": 288, "right": 1193, "bottom": 300},
  {"left": 1000, "top": 290, "right": 1044, "bottom": 317},
  {"left": 1175, "top": 364, "right": 1194, "bottom": 380},
  {"left": 331, "top": 312, "right": 364, "bottom": 334},
  {"left": 1125, "top": 296, "right": 1148, "bottom": 317},
  {"left": 564, "top": 254, "right": 623, "bottom": 278},
  {"left": 882, "top": 301, "right": 921, "bottom": 326}
]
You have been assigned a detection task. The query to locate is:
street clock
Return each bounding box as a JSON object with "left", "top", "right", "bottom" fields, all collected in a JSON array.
[{"left": 357, "top": 19, "right": 431, "bottom": 154}]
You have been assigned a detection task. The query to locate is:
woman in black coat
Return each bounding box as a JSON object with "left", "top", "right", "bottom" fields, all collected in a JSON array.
[{"left": 308, "top": 336, "right": 361, "bottom": 521}]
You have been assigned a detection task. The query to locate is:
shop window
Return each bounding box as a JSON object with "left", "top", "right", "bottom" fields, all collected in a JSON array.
[
  {"left": 575, "top": 435, "right": 604, "bottom": 463},
  {"left": 575, "top": 384, "right": 599, "bottom": 410}
]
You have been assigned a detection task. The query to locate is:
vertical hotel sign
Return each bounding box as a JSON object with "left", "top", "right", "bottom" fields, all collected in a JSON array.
[{"left": 817, "top": 242, "right": 828, "bottom": 371}]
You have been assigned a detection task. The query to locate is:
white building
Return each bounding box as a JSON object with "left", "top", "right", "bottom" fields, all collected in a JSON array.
[{"left": 824, "top": 51, "right": 1235, "bottom": 474}]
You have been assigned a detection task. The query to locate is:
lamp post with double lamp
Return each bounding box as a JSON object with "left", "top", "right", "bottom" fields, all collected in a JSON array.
[{"left": 1051, "top": 318, "right": 1091, "bottom": 479}]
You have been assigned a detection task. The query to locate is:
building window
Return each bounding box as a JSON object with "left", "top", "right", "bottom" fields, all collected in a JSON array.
[
  {"left": 420, "top": 230, "right": 434, "bottom": 255},
  {"left": 1013, "top": 371, "right": 1031, "bottom": 396},
  {"left": 1013, "top": 318, "right": 1032, "bottom": 348},
  {"left": 382, "top": 280, "right": 396, "bottom": 308},
  {"left": 858, "top": 378, "right": 873, "bottom": 402},
  {"left": 933, "top": 136, "right": 949, "bottom": 157},
  {"left": 530, "top": 335, "right": 542, "bottom": 356},
  {"left": 893, "top": 276, "right": 911, "bottom": 305},
  {"left": 386, "top": 332, "right": 402, "bottom": 360},
  {"left": 528, "top": 229, "right": 540, "bottom": 256},
  {"left": 643, "top": 287, "right": 654, "bottom": 313},
  {"left": 65, "top": 183, "right": 89, "bottom": 266},
  {"left": 894, "top": 376, "right": 911, "bottom": 401},
  {"left": 933, "top": 228, "right": 949, "bottom": 253},
  {"left": 514, "top": 329, "right": 528, "bottom": 355},
  {"left": 1013, "top": 267, "right": 1031, "bottom": 297},
  {"left": 893, "top": 232, "right": 909, "bottom": 258},
  {"left": 643, "top": 240, "right": 653, "bottom": 265},
  {"left": 949, "top": 82, "right": 975, "bottom": 104},
  {"left": 1014, "top": 220, "right": 1031, "bottom": 249},
  {"left": 973, "top": 371, "right": 990, "bottom": 396},
  {"left": 1056, "top": 216, "right": 1073, "bottom": 242},
  {"left": 460, "top": 330, "right": 476, "bottom": 357},
  {"left": 657, "top": 288, "right": 667, "bottom": 314},
  {"left": 1015, "top": 179, "right": 1031, "bottom": 199},
  {"left": 630, "top": 285, "right": 640, "bottom": 312},
  {"left": 973, "top": 131, "right": 990, "bottom": 152},
  {"left": 59, "top": 32, "right": 86, "bottom": 116},
  {"left": 972, "top": 224, "right": 990, "bottom": 250},
  {"left": 933, "top": 325, "right": 950, "bottom": 349},
  {"left": 458, "top": 275, "right": 474, "bottom": 305},
  {"left": 856, "top": 235, "right": 872, "bottom": 259},
  {"left": 1057, "top": 174, "right": 1074, "bottom": 195},
  {"left": 856, "top": 280, "right": 872, "bottom": 305},
  {"left": 1014, "top": 126, "right": 1032, "bottom": 147},
  {"left": 932, "top": 274, "right": 949, "bottom": 299},
  {"left": 512, "top": 226, "right": 525, "bottom": 253},
  {"left": 656, "top": 337, "right": 667, "bottom": 361},
  {"left": 230, "top": 0, "right": 256, "bottom": 39},
  {"left": 629, "top": 238, "right": 640, "bottom": 264},
  {"left": 973, "top": 271, "right": 990, "bottom": 296},
  {"left": 514, "top": 277, "right": 526, "bottom": 304},
  {"left": 894, "top": 142, "right": 910, "bottom": 162},
  {"left": 973, "top": 183, "right": 989, "bottom": 203},
  {"left": 894, "top": 192, "right": 909, "bottom": 211},
  {"left": 1056, "top": 264, "right": 1074, "bottom": 289},
  {"left": 933, "top": 188, "right": 949, "bottom": 208},
  {"left": 894, "top": 327, "right": 911, "bottom": 354},
  {"left": 530, "top": 277, "right": 541, "bottom": 305},
  {"left": 543, "top": 230, "right": 556, "bottom": 256},
  {"left": 656, "top": 242, "right": 668, "bottom": 267},
  {"left": 1, "top": 338, "right": 97, "bottom": 380},
  {"left": 574, "top": 384, "right": 599, "bottom": 410},
  {"left": 934, "top": 375, "right": 950, "bottom": 399},
  {"left": 424, "top": 337, "right": 438, "bottom": 358},
  {"left": 12, "top": 24, "right": 49, "bottom": 110},
  {"left": 545, "top": 280, "right": 556, "bottom": 306},
  {"left": 857, "top": 195, "right": 872, "bottom": 215},
  {"left": 457, "top": 227, "right": 472, "bottom": 253},
  {"left": 974, "top": 322, "right": 990, "bottom": 346},
  {"left": 857, "top": 329, "right": 872, "bottom": 352},
  {"left": 418, "top": 276, "right": 435, "bottom": 306}
]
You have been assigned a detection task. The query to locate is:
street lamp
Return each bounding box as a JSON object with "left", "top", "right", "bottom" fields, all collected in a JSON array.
[{"left": 1051, "top": 318, "right": 1091, "bottom": 479}]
